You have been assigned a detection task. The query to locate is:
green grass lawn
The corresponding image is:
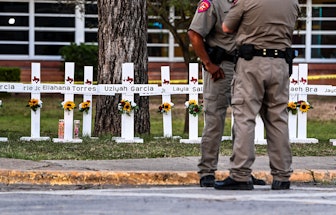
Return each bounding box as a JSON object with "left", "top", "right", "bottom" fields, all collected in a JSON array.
[{"left": 0, "top": 93, "right": 335, "bottom": 160}]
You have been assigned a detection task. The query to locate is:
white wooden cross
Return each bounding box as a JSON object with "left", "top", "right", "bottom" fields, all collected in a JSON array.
[
  {"left": 53, "top": 62, "right": 83, "bottom": 143},
  {"left": 106, "top": 63, "right": 160, "bottom": 143},
  {"left": 288, "top": 64, "right": 318, "bottom": 144},
  {"left": 0, "top": 99, "right": 8, "bottom": 141},
  {"left": 82, "top": 66, "right": 95, "bottom": 137},
  {"left": 110, "top": 63, "right": 143, "bottom": 143},
  {"left": 159, "top": 66, "right": 174, "bottom": 138},
  {"left": 20, "top": 63, "right": 50, "bottom": 141},
  {"left": 179, "top": 63, "right": 203, "bottom": 143},
  {"left": 156, "top": 66, "right": 181, "bottom": 139}
]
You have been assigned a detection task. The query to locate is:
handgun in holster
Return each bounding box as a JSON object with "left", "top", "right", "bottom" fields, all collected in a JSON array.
[
  {"left": 285, "top": 48, "right": 298, "bottom": 76},
  {"left": 238, "top": 44, "right": 255, "bottom": 61},
  {"left": 205, "top": 44, "right": 226, "bottom": 65}
]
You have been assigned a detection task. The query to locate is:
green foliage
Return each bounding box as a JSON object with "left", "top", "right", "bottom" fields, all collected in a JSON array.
[
  {"left": 59, "top": 43, "right": 98, "bottom": 81},
  {"left": 147, "top": 0, "right": 199, "bottom": 63},
  {"left": 168, "top": 0, "right": 198, "bottom": 17},
  {"left": 0, "top": 67, "right": 20, "bottom": 82}
]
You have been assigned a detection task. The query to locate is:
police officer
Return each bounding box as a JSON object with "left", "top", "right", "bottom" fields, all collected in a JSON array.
[
  {"left": 188, "top": 0, "right": 265, "bottom": 187},
  {"left": 215, "top": 0, "right": 300, "bottom": 190}
]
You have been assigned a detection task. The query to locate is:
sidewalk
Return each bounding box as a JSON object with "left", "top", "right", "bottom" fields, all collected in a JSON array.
[{"left": 0, "top": 156, "right": 335, "bottom": 186}]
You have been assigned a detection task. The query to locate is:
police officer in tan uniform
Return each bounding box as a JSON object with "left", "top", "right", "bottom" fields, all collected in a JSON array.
[
  {"left": 215, "top": 0, "right": 300, "bottom": 190},
  {"left": 188, "top": 0, "right": 265, "bottom": 187}
]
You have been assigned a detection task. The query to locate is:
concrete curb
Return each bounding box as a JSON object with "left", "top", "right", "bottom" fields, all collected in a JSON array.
[{"left": 0, "top": 170, "right": 335, "bottom": 186}]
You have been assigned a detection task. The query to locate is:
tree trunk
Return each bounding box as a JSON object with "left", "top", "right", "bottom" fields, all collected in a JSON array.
[{"left": 94, "top": 0, "right": 149, "bottom": 136}]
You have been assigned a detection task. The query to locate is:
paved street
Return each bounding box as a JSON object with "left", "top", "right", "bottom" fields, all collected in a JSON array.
[{"left": 0, "top": 185, "right": 335, "bottom": 215}]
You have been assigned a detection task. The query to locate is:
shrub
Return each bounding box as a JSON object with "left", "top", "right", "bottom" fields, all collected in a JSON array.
[
  {"left": 59, "top": 43, "right": 98, "bottom": 81},
  {"left": 0, "top": 67, "right": 20, "bottom": 82}
]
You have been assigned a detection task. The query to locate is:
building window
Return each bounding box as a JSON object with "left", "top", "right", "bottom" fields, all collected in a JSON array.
[
  {"left": 84, "top": 3, "right": 98, "bottom": 44},
  {"left": 0, "top": 1, "right": 29, "bottom": 56},
  {"left": 0, "top": 2, "right": 28, "bottom": 13},
  {"left": 0, "top": 44, "right": 28, "bottom": 54},
  {"left": 293, "top": 0, "right": 336, "bottom": 62}
]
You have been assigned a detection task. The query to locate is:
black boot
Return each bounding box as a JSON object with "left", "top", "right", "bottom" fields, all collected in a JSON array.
[
  {"left": 251, "top": 175, "right": 266, "bottom": 185},
  {"left": 271, "top": 180, "right": 290, "bottom": 190},
  {"left": 200, "top": 175, "right": 215, "bottom": 187},
  {"left": 214, "top": 177, "right": 254, "bottom": 190}
]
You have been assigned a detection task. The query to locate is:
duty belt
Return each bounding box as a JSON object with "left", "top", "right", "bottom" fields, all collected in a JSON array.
[{"left": 237, "top": 44, "right": 296, "bottom": 76}]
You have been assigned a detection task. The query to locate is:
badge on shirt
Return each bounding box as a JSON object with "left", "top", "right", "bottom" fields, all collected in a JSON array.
[{"left": 198, "top": 0, "right": 211, "bottom": 13}]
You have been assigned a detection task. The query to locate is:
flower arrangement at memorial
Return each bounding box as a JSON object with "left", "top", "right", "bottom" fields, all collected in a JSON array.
[
  {"left": 287, "top": 100, "right": 313, "bottom": 114},
  {"left": 79, "top": 100, "right": 90, "bottom": 113},
  {"left": 287, "top": 101, "right": 298, "bottom": 114},
  {"left": 297, "top": 100, "right": 313, "bottom": 112},
  {"left": 158, "top": 102, "right": 174, "bottom": 114},
  {"left": 26, "top": 98, "right": 42, "bottom": 112},
  {"left": 118, "top": 99, "right": 138, "bottom": 116},
  {"left": 62, "top": 100, "right": 76, "bottom": 111},
  {"left": 185, "top": 99, "right": 203, "bottom": 117}
]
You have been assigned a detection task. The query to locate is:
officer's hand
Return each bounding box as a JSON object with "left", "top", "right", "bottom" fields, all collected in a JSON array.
[
  {"left": 204, "top": 63, "right": 219, "bottom": 76},
  {"left": 212, "top": 68, "right": 225, "bottom": 82},
  {"left": 204, "top": 63, "right": 224, "bottom": 82}
]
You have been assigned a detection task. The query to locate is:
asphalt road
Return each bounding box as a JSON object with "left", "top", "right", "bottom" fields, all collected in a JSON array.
[{"left": 0, "top": 184, "right": 335, "bottom": 215}]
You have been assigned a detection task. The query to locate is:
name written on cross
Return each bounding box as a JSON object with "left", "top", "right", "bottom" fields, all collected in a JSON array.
[
  {"left": 0, "top": 83, "right": 160, "bottom": 95},
  {"left": 290, "top": 85, "right": 336, "bottom": 95}
]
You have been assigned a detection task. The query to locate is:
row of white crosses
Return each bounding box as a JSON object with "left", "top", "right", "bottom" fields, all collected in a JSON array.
[
  {"left": 0, "top": 62, "right": 203, "bottom": 143},
  {"left": 289, "top": 64, "right": 336, "bottom": 145},
  {"left": 156, "top": 63, "right": 203, "bottom": 143},
  {"left": 0, "top": 63, "right": 95, "bottom": 143},
  {"left": 0, "top": 62, "right": 160, "bottom": 143},
  {"left": 157, "top": 63, "right": 336, "bottom": 145},
  {"left": 250, "top": 64, "right": 336, "bottom": 145},
  {"left": 0, "top": 62, "right": 335, "bottom": 145}
]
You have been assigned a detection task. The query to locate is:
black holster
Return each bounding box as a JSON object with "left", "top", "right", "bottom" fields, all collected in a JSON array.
[
  {"left": 238, "top": 44, "right": 255, "bottom": 61},
  {"left": 205, "top": 44, "right": 234, "bottom": 64},
  {"left": 285, "top": 48, "right": 297, "bottom": 76}
]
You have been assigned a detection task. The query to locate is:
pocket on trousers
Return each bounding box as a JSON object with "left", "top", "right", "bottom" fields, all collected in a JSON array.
[{"left": 203, "top": 93, "right": 217, "bottom": 101}]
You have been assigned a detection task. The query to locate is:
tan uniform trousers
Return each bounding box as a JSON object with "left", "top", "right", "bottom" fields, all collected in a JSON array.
[
  {"left": 230, "top": 57, "right": 293, "bottom": 182},
  {"left": 198, "top": 60, "right": 234, "bottom": 178}
]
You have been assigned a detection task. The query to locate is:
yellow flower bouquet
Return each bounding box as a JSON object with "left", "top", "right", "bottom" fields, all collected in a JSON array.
[
  {"left": 158, "top": 102, "right": 174, "bottom": 114},
  {"left": 185, "top": 99, "right": 203, "bottom": 117},
  {"left": 118, "top": 99, "right": 138, "bottom": 115},
  {"left": 26, "top": 98, "right": 42, "bottom": 112},
  {"left": 287, "top": 100, "right": 313, "bottom": 114},
  {"left": 297, "top": 100, "right": 313, "bottom": 113},
  {"left": 62, "top": 100, "right": 76, "bottom": 111},
  {"left": 287, "top": 101, "right": 298, "bottom": 114},
  {"left": 79, "top": 100, "right": 91, "bottom": 113}
]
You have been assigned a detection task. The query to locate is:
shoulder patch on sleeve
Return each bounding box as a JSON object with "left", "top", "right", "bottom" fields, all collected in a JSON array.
[{"left": 198, "top": 0, "right": 211, "bottom": 13}]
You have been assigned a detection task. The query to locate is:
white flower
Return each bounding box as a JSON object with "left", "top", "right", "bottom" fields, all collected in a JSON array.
[{"left": 38, "top": 100, "right": 43, "bottom": 108}]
